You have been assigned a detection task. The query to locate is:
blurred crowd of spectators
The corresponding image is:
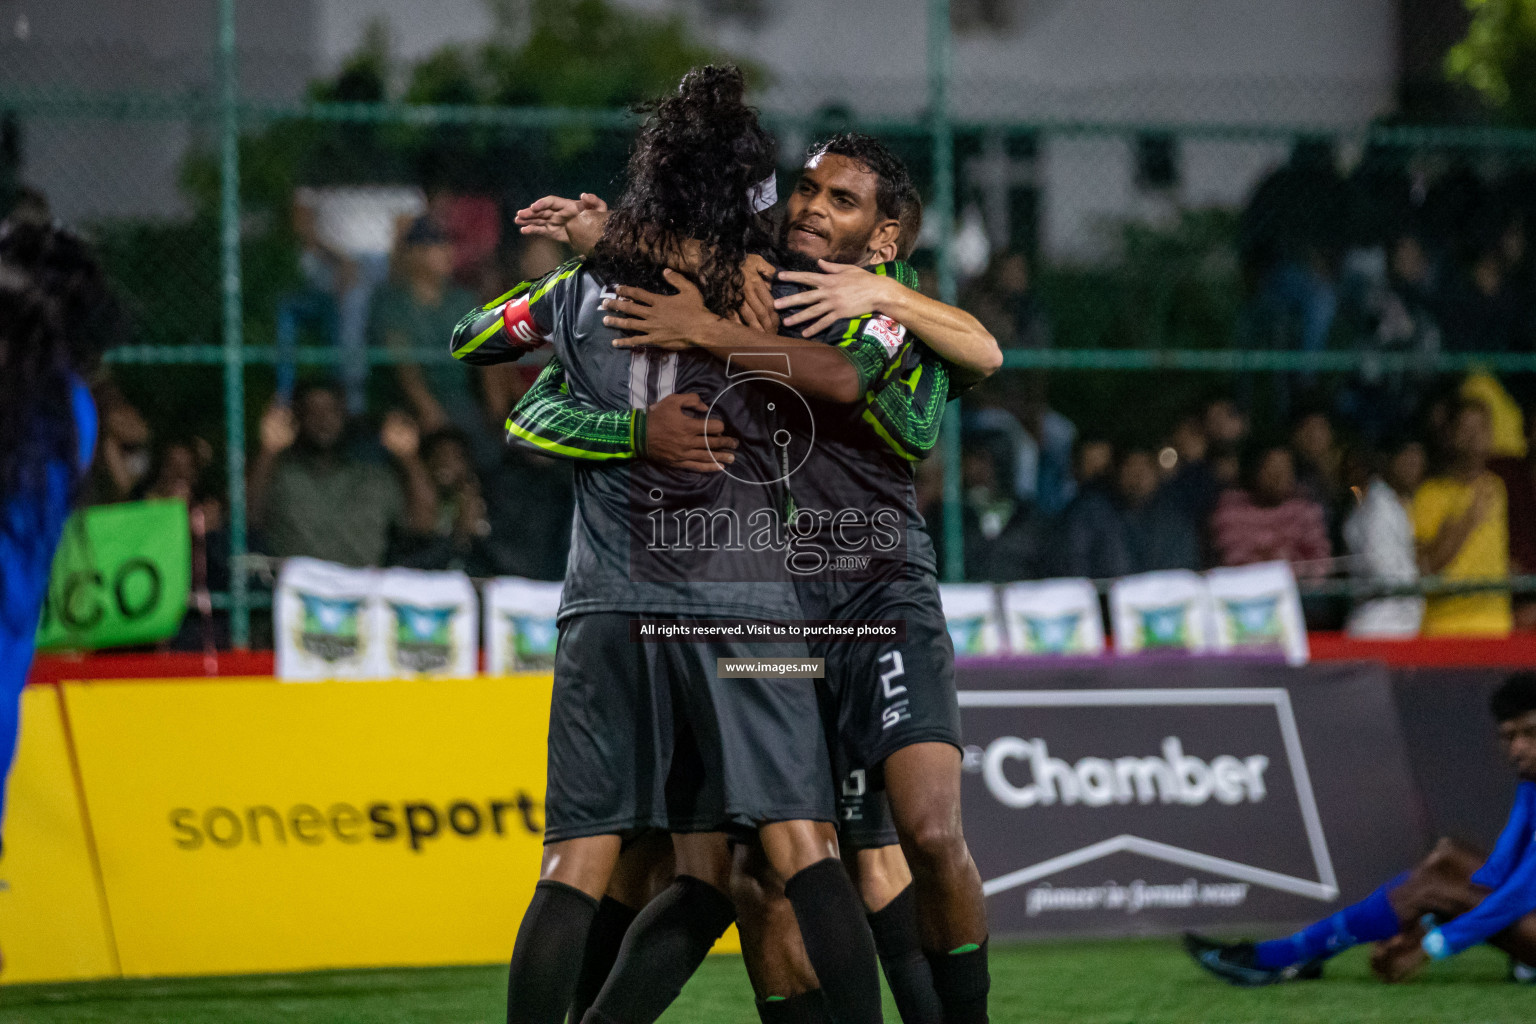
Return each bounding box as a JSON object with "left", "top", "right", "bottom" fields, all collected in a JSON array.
[
  {"left": 929, "top": 383, "right": 1535, "bottom": 638},
  {"left": 1239, "top": 142, "right": 1536, "bottom": 433},
  {"left": 84, "top": 192, "right": 578, "bottom": 613},
  {"left": 257, "top": 192, "right": 576, "bottom": 584}
]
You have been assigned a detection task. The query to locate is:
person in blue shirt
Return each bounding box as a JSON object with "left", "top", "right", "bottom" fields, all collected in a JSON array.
[
  {"left": 1187, "top": 672, "right": 1536, "bottom": 985},
  {"left": 0, "top": 221, "right": 112, "bottom": 845}
]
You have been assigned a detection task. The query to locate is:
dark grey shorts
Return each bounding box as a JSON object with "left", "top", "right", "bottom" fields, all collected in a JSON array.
[
  {"left": 801, "top": 569, "right": 962, "bottom": 848},
  {"left": 837, "top": 766, "right": 900, "bottom": 850},
  {"left": 542, "top": 613, "right": 834, "bottom": 844}
]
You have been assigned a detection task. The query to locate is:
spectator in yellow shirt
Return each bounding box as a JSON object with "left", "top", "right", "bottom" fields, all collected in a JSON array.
[{"left": 1414, "top": 399, "right": 1512, "bottom": 637}]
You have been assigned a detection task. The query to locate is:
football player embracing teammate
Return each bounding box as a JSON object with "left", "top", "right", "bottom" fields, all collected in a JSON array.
[
  {"left": 511, "top": 132, "right": 999, "bottom": 1024},
  {"left": 454, "top": 67, "right": 894, "bottom": 1024}
]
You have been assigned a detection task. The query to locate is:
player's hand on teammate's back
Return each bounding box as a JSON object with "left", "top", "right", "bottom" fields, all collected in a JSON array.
[
  {"left": 738, "top": 254, "right": 780, "bottom": 334},
  {"left": 380, "top": 410, "right": 422, "bottom": 461},
  {"left": 259, "top": 402, "right": 298, "bottom": 454},
  {"left": 776, "top": 259, "right": 898, "bottom": 337},
  {"left": 643, "top": 393, "right": 735, "bottom": 473},
  {"left": 604, "top": 269, "right": 720, "bottom": 351},
  {"left": 515, "top": 193, "right": 607, "bottom": 253}
]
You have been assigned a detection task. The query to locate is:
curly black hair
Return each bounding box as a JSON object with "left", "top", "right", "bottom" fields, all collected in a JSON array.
[
  {"left": 589, "top": 65, "right": 776, "bottom": 318},
  {"left": 806, "top": 132, "right": 919, "bottom": 226}
]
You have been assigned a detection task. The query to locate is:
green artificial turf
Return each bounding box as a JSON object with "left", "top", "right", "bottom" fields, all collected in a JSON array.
[{"left": 1, "top": 939, "right": 1530, "bottom": 1023}]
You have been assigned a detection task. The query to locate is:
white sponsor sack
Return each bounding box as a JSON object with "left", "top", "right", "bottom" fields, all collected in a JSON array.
[
  {"left": 483, "top": 577, "right": 563, "bottom": 674},
  {"left": 1206, "top": 561, "right": 1310, "bottom": 665},
  {"left": 939, "top": 583, "right": 1005, "bottom": 656},
  {"left": 373, "top": 568, "right": 479, "bottom": 678},
  {"left": 1001, "top": 579, "right": 1105, "bottom": 656},
  {"left": 1109, "top": 570, "right": 1214, "bottom": 655},
  {"left": 274, "top": 557, "right": 380, "bottom": 681}
]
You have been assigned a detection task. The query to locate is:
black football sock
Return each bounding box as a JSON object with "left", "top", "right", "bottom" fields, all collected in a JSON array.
[
  {"left": 925, "top": 939, "right": 990, "bottom": 1024},
  {"left": 508, "top": 880, "right": 599, "bottom": 1024},
  {"left": 756, "top": 990, "right": 835, "bottom": 1024},
  {"left": 582, "top": 875, "right": 737, "bottom": 1024},
  {"left": 568, "top": 896, "right": 641, "bottom": 1024},
  {"left": 868, "top": 885, "right": 943, "bottom": 1024},
  {"left": 783, "top": 858, "right": 885, "bottom": 1024}
]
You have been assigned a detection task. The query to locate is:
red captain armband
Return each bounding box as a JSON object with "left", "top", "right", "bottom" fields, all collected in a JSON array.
[{"left": 501, "top": 293, "right": 548, "bottom": 352}]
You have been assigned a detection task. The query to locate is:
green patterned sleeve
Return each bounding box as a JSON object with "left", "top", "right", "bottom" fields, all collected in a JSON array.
[
  {"left": 889, "top": 260, "right": 920, "bottom": 290},
  {"left": 800, "top": 261, "right": 953, "bottom": 460},
  {"left": 888, "top": 259, "right": 972, "bottom": 401},
  {"left": 860, "top": 342, "right": 952, "bottom": 462},
  {"left": 505, "top": 357, "right": 640, "bottom": 461},
  {"left": 450, "top": 259, "right": 582, "bottom": 365},
  {"left": 818, "top": 262, "right": 922, "bottom": 395}
]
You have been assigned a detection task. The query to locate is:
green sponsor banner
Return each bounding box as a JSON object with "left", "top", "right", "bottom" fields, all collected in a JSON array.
[{"left": 35, "top": 500, "right": 191, "bottom": 651}]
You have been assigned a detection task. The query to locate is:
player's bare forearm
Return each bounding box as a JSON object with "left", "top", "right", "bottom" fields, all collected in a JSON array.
[
  {"left": 693, "top": 318, "right": 863, "bottom": 404},
  {"left": 881, "top": 283, "right": 1002, "bottom": 384},
  {"left": 604, "top": 270, "right": 858, "bottom": 403},
  {"left": 551, "top": 203, "right": 774, "bottom": 329},
  {"left": 777, "top": 262, "right": 1000, "bottom": 384},
  {"left": 567, "top": 209, "right": 609, "bottom": 256},
  {"left": 552, "top": 206, "right": 689, "bottom": 269},
  {"left": 556, "top": 208, "right": 715, "bottom": 284}
]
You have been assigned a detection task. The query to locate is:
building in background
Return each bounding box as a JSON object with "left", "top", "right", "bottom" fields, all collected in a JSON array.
[
  {"left": 0, "top": 0, "right": 315, "bottom": 221},
  {"left": 326, "top": 0, "right": 1404, "bottom": 262},
  {"left": 669, "top": 0, "right": 1399, "bottom": 262}
]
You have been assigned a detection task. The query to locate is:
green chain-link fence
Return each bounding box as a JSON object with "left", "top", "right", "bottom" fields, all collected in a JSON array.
[{"left": 5, "top": 0, "right": 1535, "bottom": 646}]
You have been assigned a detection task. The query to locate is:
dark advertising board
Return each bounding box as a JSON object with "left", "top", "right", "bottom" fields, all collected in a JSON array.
[
  {"left": 1391, "top": 667, "right": 1522, "bottom": 851},
  {"left": 957, "top": 658, "right": 1426, "bottom": 938}
]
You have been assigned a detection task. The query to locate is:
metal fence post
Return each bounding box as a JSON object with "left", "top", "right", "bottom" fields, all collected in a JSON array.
[
  {"left": 928, "top": 0, "right": 964, "bottom": 582},
  {"left": 218, "top": 0, "right": 250, "bottom": 647}
]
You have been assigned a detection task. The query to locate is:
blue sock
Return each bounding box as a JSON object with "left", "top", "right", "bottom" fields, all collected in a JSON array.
[{"left": 1252, "top": 873, "right": 1407, "bottom": 969}]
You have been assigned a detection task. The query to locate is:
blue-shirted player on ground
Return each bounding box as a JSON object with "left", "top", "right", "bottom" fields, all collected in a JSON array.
[
  {"left": 0, "top": 221, "right": 112, "bottom": 861},
  {"left": 1187, "top": 672, "right": 1536, "bottom": 986}
]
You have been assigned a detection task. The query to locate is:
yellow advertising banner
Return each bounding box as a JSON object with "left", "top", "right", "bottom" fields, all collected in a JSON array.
[
  {"left": 0, "top": 686, "right": 117, "bottom": 983},
  {"left": 63, "top": 675, "right": 554, "bottom": 977}
]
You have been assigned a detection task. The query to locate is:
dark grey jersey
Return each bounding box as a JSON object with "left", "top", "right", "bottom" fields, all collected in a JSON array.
[
  {"left": 471, "top": 263, "right": 803, "bottom": 623},
  {"left": 769, "top": 263, "right": 948, "bottom": 582}
]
